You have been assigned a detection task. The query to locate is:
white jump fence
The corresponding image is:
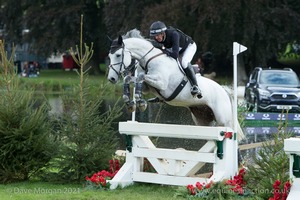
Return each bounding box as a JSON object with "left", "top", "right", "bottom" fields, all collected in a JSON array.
[
  {"left": 284, "top": 138, "right": 300, "bottom": 200},
  {"left": 109, "top": 121, "right": 238, "bottom": 189}
]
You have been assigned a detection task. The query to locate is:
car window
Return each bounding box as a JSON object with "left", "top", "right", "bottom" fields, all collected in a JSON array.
[{"left": 259, "top": 71, "right": 299, "bottom": 85}]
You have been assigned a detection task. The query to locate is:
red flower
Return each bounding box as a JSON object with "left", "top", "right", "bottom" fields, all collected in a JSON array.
[
  {"left": 239, "top": 168, "right": 246, "bottom": 175},
  {"left": 269, "top": 179, "right": 292, "bottom": 200},
  {"left": 205, "top": 181, "right": 213, "bottom": 189},
  {"left": 273, "top": 180, "right": 281, "bottom": 189},
  {"left": 232, "top": 184, "right": 244, "bottom": 195},
  {"left": 284, "top": 181, "right": 291, "bottom": 191},
  {"left": 195, "top": 182, "right": 203, "bottom": 190},
  {"left": 282, "top": 181, "right": 292, "bottom": 200},
  {"left": 187, "top": 184, "right": 196, "bottom": 195}
]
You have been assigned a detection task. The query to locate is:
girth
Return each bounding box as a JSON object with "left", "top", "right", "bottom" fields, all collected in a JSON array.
[{"left": 154, "top": 78, "right": 188, "bottom": 102}]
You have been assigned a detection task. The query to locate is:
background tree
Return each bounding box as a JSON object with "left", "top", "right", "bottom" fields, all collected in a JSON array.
[
  {"left": 0, "top": 0, "right": 299, "bottom": 79},
  {"left": 104, "top": 0, "right": 300, "bottom": 80},
  {"left": 0, "top": 0, "right": 108, "bottom": 74}
]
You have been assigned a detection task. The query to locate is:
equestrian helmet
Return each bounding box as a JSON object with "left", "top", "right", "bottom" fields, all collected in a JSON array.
[{"left": 150, "top": 21, "right": 167, "bottom": 36}]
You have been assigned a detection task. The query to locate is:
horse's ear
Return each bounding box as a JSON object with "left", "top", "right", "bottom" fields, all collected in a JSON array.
[
  {"left": 106, "top": 35, "right": 113, "bottom": 43},
  {"left": 118, "top": 35, "right": 123, "bottom": 45}
]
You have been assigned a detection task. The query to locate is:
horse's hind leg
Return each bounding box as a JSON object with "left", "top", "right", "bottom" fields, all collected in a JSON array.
[
  {"left": 189, "top": 106, "right": 215, "bottom": 126},
  {"left": 123, "top": 75, "right": 136, "bottom": 112},
  {"left": 134, "top": 74, "right": 147, "bottom": 112}
]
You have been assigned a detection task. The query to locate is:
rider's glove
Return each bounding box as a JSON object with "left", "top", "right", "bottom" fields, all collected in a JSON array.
[{"left": 162, "top": 49, "right": 171, "bottom": 56}]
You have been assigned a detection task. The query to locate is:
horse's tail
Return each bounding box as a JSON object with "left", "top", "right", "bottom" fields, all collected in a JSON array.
[{"left": 223, "top": 86, "right": 245, "bottom": 142}]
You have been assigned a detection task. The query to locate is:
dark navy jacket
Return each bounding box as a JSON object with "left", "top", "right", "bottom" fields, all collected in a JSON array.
[{"left": 158, "top": 27, "right": 193, "bottom": 59}]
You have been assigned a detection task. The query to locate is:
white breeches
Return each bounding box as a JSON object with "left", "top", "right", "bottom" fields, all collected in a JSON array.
[{"left": 181, "top": 42, "right": 197, "bottom": 69}]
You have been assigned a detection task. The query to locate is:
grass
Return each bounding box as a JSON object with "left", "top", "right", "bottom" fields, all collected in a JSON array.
[
  {"left": 0, "top": 182, "right": 183, "bottom": 200},
  {"left": 17, "top": 69, "right": 123, "bottom": 96},
  {"left": 19, "top": 69, "right": 103, "bottom": 89}
]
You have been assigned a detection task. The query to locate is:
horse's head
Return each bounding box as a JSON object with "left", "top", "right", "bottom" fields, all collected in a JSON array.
[{"left": 107, "top": 35, "right": 133, "bottom": 84}]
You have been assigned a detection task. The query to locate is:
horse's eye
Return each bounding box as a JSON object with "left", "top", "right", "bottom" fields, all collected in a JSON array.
[
  {"left": 105, "top": 57, "right": 110, "bottom": 67},
  {"left": 116, "top": 54, "right": 121, "bottom": 58}
]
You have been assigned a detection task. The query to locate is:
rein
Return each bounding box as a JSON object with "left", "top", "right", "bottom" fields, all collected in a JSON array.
[
  {"left": 137, "top": 46, "right": 164, "bottom": 73},
  {"left": 138, "top": 46, "right": 155, "bottom": 62},
  {"left": 143, "top": 52, "right": 164, "bottom": 73}
]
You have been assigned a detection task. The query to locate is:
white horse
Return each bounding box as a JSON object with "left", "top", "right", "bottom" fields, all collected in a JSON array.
[{"left": 107, "top": 29, "right": 244, "bottom": 140}]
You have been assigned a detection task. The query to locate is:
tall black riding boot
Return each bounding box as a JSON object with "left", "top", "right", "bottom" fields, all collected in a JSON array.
[{"left": 183, "top": 64, "right": 202, "bottom": 99}]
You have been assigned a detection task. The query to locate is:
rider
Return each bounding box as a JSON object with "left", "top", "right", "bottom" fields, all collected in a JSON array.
[{"left": 149, "top": 21, "right": 202, "bottom": 100}]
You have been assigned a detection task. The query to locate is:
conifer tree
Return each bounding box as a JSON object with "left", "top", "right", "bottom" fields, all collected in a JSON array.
[
  {"left": 0, "top": 40, "right": 55, "bottom": 183},
  {"left": 53, "top": 16, "right": 123, "bottom": 182},
  {"left": 244, "top": 130, "right": 291, "bottom": 199}
]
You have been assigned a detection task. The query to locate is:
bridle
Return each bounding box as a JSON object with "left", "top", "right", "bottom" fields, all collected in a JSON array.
[
  {"left": 109, "top": 42, "right": 164, "bottom": 77},
  {"left": 108, "top": 44, "right": 136, "bottom": 78}
]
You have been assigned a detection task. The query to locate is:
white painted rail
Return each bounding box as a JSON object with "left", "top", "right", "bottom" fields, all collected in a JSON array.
[
  {"left": 109, "top": 121, "right": 238, "bottom": 189},
  {"left": 284, "top": 138, "right": 300, "bottom": 200}
]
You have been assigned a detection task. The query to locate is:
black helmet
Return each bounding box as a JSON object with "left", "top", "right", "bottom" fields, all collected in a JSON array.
[{"left": 149, "top": 21, "right": 167, "bottom": 36}]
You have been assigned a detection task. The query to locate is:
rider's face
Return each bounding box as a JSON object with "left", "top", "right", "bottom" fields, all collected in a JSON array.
[{"left": 154, "top": 32, "right": 164, "bottom": 42}]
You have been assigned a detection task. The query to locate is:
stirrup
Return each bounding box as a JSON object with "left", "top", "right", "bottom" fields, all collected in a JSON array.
[
  {"left": 147, "top": 97, "right": 163, "bottom": 103},
  {"left": 191, "top": 86, "right": 202, "bottom": 99}
]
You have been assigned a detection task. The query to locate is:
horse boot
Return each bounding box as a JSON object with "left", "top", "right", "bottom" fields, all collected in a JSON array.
[
  {"left": 122, "top": 83, "right": 130, "bottom": 103},
  {"left": 183, "top": 64, "right": 203, "bottom": 99},
  {"left": 135, "top": 82, "right": 148, "bottom": 112}
]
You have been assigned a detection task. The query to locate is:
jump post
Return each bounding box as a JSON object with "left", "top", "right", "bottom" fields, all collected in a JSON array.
[
  {"left": 109, "top": 121, "right": 238, "bottom": 189},
  {"left": 284, "top": 138, "right": 300, "bottom": 200}
]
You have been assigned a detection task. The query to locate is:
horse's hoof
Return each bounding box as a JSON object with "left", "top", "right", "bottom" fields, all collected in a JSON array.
[
  {"left": 137, "top": 100, "right": 147, "bottom": 112},
  {"left": 122, "top": 95, "right": 130, "bottom": 102},
  {"left": 126, "top": 101, "right": 136, "bottom": 113}
]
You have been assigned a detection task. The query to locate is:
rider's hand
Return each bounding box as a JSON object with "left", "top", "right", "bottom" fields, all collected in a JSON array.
[
  {"left": 163, "top": 50, "right": 177, "bottom": 59},
  {"left": 162, "top": 49, "right": 171, "bottom": 56}
]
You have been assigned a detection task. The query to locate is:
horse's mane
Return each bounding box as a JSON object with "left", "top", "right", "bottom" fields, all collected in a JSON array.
[
  {"left": 122, "top": 29, "right": 162, "bottom": 49},
  {"left": 123, "top": 29, "right": 145, "bottom": 39},
  {"left": 110, "top": 29, "right": 153, "bottom": 53}
]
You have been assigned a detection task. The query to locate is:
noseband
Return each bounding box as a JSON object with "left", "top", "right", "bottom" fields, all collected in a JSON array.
[{"left": 108, "top": 45, "right": 135, "bottom": 78}]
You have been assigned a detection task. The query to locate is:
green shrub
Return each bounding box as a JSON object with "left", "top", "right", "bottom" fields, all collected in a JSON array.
[
  {"left": 244, "top": 131, "right": 292, "bottom": 199},
  {"left": 48, "top": 20, "right": 123, "bottom": 182},
  {"left": 0, "top": 41, "right": 56, "bottom": 183},
  {"left": 0, "top": 90, "right": 55, "bottom": 183},
  {"left": 52, "top": 81, "right": 123, "bottom": 183}
]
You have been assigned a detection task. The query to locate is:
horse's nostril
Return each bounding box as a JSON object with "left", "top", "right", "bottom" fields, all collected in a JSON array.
[{"left": 109, "top": 78, "right": 116, "bottom": 84}]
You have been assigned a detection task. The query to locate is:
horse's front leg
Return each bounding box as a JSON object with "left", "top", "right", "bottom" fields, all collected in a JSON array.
[
  {"left": 123, "top": 75, "right": 136, "bottom": 113},
  {"left": 134, "top": 74, "right": 147, "bottom": 112},
  {"left": 144, "top": 73, "right": 167, "bottom": 90}
]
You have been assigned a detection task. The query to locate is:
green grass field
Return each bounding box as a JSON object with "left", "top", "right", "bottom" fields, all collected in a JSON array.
[
  {"left": 17, "top": 69, "right": 124, "bottom": 97},
  {"left": 20, "top": 69, "right": 105, "bottom": 87},
  {"left": 0, "top": 182, "right": 182, "bottom": 200}
]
